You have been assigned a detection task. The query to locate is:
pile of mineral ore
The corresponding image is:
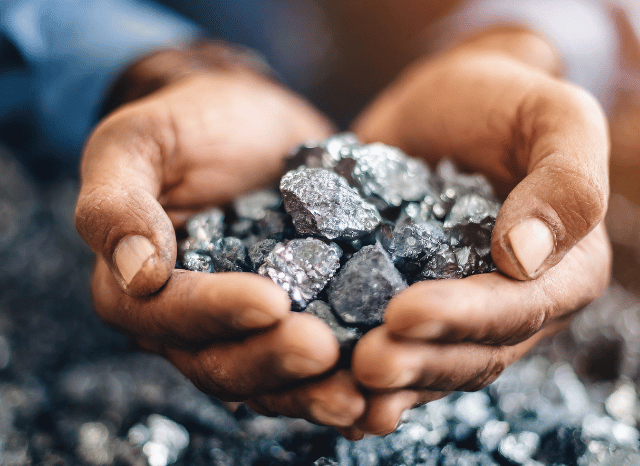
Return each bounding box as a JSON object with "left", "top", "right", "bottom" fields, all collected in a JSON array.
[{"left": 178, "top": 133, "right": 501, "bottom": 344}]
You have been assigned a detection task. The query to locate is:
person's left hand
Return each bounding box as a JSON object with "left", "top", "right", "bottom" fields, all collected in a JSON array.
[{"left": 334, "top": 29, "right": 612, "bottom": 438}]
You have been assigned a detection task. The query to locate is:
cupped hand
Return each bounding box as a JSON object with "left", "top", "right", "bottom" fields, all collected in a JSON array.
[
  {"left": 345, "top": 30, "right": 612, "bottom": 436},
  {"left": 74, "top": 54, "right": 368, "bottom": 420}
]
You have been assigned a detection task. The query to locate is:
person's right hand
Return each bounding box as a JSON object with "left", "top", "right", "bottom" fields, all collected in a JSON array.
[
  {"left": 74, "top": 46, "right": 366, "bottom": 419},
  {"left": 341, "top": 28, "right": 613, "bottom": 437}
]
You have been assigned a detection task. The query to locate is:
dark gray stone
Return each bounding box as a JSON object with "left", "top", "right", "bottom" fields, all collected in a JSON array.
[
  {"left": 211, "top": 237, "right": 249, "bottom": 272},
  {"left": 280, "top": 168, "right": 381, "bottom": 240},
  {"left": 328, "top": 243, "right": 407, "bottom": 326},
  {"left": 185, "top": 208, "right": 225, "bottom": 242},
  {"left": 233, "top": 189, "right": 281, "bottom": 221},
  {"left": 380, "top": 218, "right": 449, "bottom": 278},
  {"left": 258, "top": 239, "right": 342, "bottom": 308},
  {"left": 436, "top": 158, "right": 496, "bottom": 202},
  {"left": 303, "top": 301, "right": 361, "bottom": 348},
  {"left": 333, "top": 142, "right": 432, "bottom": 210},
  {"left": 420, "top": 243, "right": 459, "bottom": 280},
  {"left": 248, "top": 239, "right": 278, "bottom": 271},
  {"left": 182, "top": 250, "right": 213, "bottom": 273}
]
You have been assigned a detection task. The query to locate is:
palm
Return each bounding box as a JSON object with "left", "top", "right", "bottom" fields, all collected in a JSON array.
[{"left": 125, "top": 73, "right": 334, "bottom": 223}]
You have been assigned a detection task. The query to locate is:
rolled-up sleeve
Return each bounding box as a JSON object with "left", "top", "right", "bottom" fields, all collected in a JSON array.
[{"left": 0, "top": 0, "right": 202, "bottom": 158}]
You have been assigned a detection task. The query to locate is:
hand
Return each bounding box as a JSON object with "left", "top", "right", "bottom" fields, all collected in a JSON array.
[
  {"left": 74, "top": 46, "right": 367, "bottom": 420},
  {"left": 344, "top": 29, "right": 612, "bottom": 436}
]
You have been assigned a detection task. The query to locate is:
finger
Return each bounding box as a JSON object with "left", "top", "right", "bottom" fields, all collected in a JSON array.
[
  {"left": 384, "top": 223, "right": 610, "bottom": 345},
  {"left": 76, "top": 106, "right": 176, "bottom": 296},
  {"left": 92, "top": 257, "right": 291, "bottom": 346},
  {"left": 336, "top": 427, "right": 366, "bottom": 441},
  {"left": 247, "top": 370, "right": 366, "bottom": 428},
  {"left": 166, "top": 312, "right": 340, "bottom": 400},
  {"left": 352, "top": 317, "right": 568, "bottom": 392},
  {"left": 354, "top": 54, "right": 609, "bottom": 280},
  {"left": 355, "top": 390, "right": 448, "bottom": 436},
  {"left": 491, "top": 80, "right": 609, "bottom": 279}
]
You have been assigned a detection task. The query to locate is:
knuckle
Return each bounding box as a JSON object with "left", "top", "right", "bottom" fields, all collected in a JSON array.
[
  {"left": 460, "top": 347, "right": 508, "bottom": 391},
  {"left": 190, "top": 352, "right": 248, "bottom": 402},
  {"left": 540, "top": 164, "right": 607, "bottom": 239}
]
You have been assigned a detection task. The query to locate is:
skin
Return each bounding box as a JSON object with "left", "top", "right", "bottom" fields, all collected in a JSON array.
[
  {"left": 342, "top": 30, "right": 611, "bottom": 437},
  {"left": 75, "top": 27, "right": 611, "bottom": 436}
]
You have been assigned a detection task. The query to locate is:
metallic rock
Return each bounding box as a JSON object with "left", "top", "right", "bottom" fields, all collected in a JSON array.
[
  {"left": 280, "top": 168, "right": 381, "bottom": 240},
  {"left": 454, "top": 246, "right": 497, "bottom": 277},
  {"left": 248, "top": 239, "right": 278, "bottom": 271},
  {"left": 182, "top": 250, "right": 213, "bottom": 273},
  {"left": 185, "top": 207, "right": 225, "bottom": 242},
  {"left": 445, "top": 193, "right": 501, "bottom": 254},
  {"left": 436, "top": 158, "right": 496, "bottom": 202},
  {"left": 334, "top": 142, "right": 432, "bottom": 209},
  {"left": 284, "top": 133, "right": 360, "bottom": 172},
  {"left": 380, "top": 218, "right": 449, "bottom": 277},
  {"left": 258, "top": 238, "right": 342, "bottom": 309},
  {"left": 304, "top": 300, "right": 361, "bottom": 348},
  {"left": 211, "top": 237, "right": 249, "bottom": 273},
  {"left": 233, "top": 189, "right": 281, "bottom": 221},
  {"left": 328, "top": 243, "right": 407, "bottom": 326},
  {"left": 420, "top": 243, "right": 459, "bottom": 280}
]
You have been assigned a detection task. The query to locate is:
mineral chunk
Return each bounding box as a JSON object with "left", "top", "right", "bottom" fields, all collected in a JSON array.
[
  {"left": 455, "top": 245, "right": 496, "bottom": 277},
  {"left": 285, "top": 133, "right": 360, "bottom": 171},
  {"left": 334, "top": 142, "right": 431, "bottom": 210},
  {"left": 380, "top": 218, "right": 449, "bottom": 277},
  {"left": 436, "top": 158, "right": 496, "bottom": 201},
  {"left": 248, "top": 239, "right": 277, "bottom": 271},
  {"left": 280, "top": 168, "right": 381, "bottom": 240},
  {"left": 259, "top": 238, "right": 342, "bottom": 309},
  {"left": 328, "top": 243, "right": 407, "bottom": 327},
  {"left": 182, "top": 250, "right": 213, "bottom": 273},
  {"left": 420, "top": 243, "right": 459, "bottom": 280},
  {"left": 210, "top": 237, "right": 249, "bottom": 272},
  {"left": 445, "top": 193, "right": 501, "bottom": 253},
  {"left": 185, "top": 207, "right": 225, "bottom": 242},
  {"left": 304, "top": 301, "right": 361, "bottom": 348},
  {"left": 179, "top": 135, "right": 502, "bottom": 344},
  {"left": 233, "top": 189, "right": 281, "bottom": 221}
]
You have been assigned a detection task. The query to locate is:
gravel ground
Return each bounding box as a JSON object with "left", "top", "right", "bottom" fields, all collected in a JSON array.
[{"left": 2, "top": 147, "right": 640, "bottom": 466}]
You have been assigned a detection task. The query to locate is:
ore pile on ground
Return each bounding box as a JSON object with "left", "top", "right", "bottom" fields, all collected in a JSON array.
[
  {"left": 179, "top": 133, "right": 502, "bottom": 335},
  {"left": 3, "top": 146, "right": 640, "bottom": 465}
]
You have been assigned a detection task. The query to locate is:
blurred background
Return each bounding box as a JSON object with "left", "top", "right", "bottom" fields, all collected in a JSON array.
[{"left": 3, "top": 0, "right": 640, "bottom": 465}]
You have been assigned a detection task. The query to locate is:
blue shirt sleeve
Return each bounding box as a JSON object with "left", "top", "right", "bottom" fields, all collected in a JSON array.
[{"left": 0, "top": 0, "right": 202, "bottom": 160}]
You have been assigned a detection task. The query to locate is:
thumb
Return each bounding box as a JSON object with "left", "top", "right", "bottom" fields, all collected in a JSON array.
[
  {"left": 75, "top": 109, "right": 176, "bottom": 296},
  {"left": 491, "top": 83, "right": 609, "bottom": 280}
]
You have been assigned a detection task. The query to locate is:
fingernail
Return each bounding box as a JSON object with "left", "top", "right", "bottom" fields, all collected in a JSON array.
[
  {"left": 507, "top": 218, "right": 554, "bottom": 277},
  {"left": 399, "top": 321, "right": 447, "bottom": 340},
  {"left": 310, "top": 401, "right": 355, "bottom": 427},
  {"left": 235, "top": 309, "right": 278, "bottom": 330},
  {"left": 281, "top": 354, "right": 327, "bottom": 377},
  {"left": 114, "top": 235, "right": 156, "bottom": 285}
]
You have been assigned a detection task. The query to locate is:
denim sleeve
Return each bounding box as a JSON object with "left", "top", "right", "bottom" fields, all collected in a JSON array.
[{"left": 0, "top": 0, "right": 202, "bottom": 158}]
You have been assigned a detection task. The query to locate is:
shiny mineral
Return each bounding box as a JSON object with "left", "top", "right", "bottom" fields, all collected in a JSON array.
[
  {"left": 280, "top": 167, "right": 381, "bottom": 240},
  {"left": 258, "top": 238, "right": 342, "bottom": 309},
  {"left": 328, "top": 243, "right": 407, "bottom": 327}
]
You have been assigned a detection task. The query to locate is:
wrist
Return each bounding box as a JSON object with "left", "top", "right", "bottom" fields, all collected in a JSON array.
[{"left": 103, "top": 40, "right": 278, "bottom": 114}]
